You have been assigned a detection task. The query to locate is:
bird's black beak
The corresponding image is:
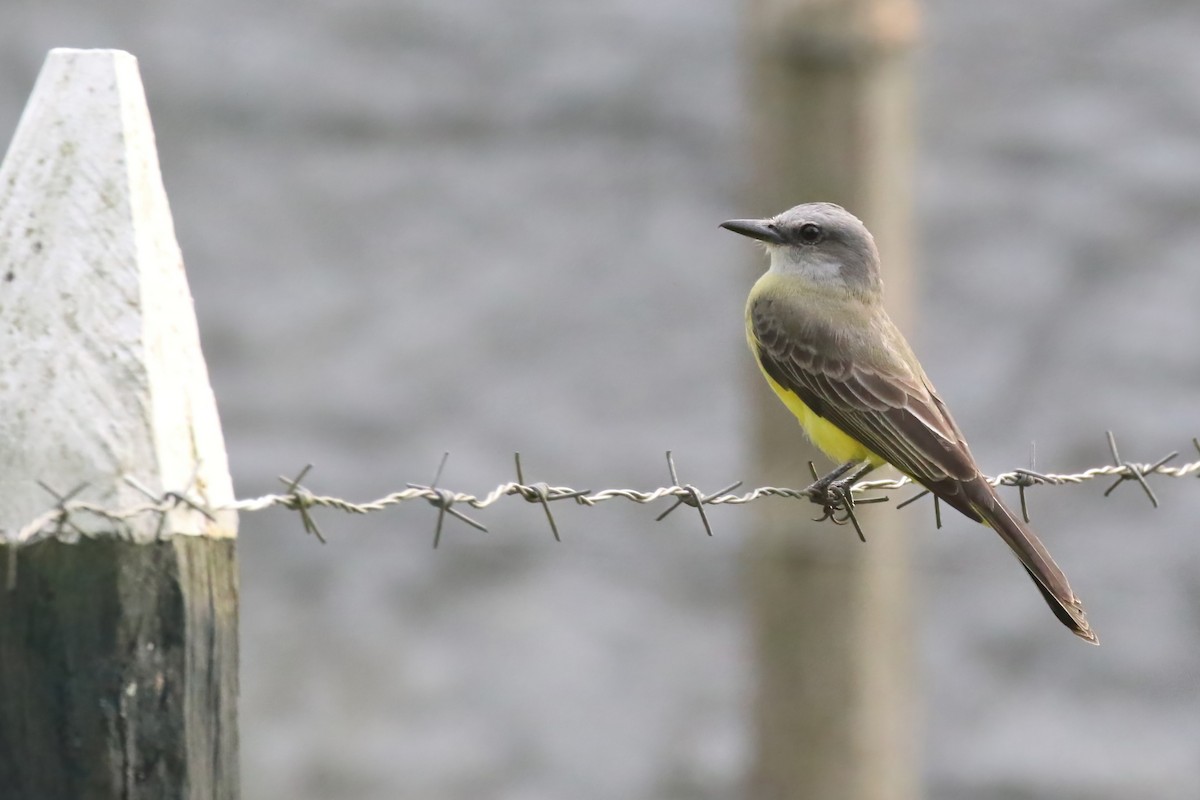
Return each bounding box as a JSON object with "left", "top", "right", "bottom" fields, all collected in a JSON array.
[{"left": 719, "top": 218, "right": 785, "bottom": 245}]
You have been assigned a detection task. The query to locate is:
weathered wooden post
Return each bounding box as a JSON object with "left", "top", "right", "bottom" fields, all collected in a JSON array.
[
  {"left": 740, "top": 1, "right": 920, "bottom": 799},
  {"left": 0, "top": 49, "right": 238, "bottom": 799}
]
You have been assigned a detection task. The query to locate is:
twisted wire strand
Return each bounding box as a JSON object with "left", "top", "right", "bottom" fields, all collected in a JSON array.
[
  {"left": 7, "top": 434, "right": 1198, "bottom": 549},
  {"left": 240, "top": 453, "right": 1200, "bottom": 514}
]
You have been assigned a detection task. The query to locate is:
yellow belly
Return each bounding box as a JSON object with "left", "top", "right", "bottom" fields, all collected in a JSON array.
[{"left": 760, "top": 370, "right": 883, "bottom": 467}]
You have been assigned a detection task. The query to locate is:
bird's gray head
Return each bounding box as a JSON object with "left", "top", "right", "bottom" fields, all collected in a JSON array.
[{"left": 721, "top": 202, "right": 882, "bottom": 296}]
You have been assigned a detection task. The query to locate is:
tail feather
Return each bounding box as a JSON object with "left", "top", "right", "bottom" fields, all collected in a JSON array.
[{"left": 960, "top": 477, "right": 1097, "bottom": 644}]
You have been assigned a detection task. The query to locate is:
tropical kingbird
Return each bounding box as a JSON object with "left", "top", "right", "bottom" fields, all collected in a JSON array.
[{"left": 722, "top": 202, "right": 1095, "bottom": 644}]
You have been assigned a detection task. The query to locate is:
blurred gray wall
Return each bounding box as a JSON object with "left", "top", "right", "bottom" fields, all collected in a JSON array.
[{"left": 2, "top": 2, "right": 1198, "bottom": 798}]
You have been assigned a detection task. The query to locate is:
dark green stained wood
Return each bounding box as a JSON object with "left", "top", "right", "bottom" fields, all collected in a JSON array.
[{"left": 0, "top": 537, "right": 238, "bottom": 800}]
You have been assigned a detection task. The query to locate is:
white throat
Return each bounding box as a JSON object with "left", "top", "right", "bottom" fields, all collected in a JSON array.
[{"left": 767, "top": 247, "right": 846, "bottom": 287}]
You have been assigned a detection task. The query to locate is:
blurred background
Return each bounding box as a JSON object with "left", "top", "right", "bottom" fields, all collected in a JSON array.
[{"left": 3, "top": 1, "right": 1198, "bottom": 798}]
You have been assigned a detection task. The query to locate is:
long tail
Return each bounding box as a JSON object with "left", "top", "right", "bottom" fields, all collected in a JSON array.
[{"left": 953, "top": 477, "right": 1097, "bottom": 643}]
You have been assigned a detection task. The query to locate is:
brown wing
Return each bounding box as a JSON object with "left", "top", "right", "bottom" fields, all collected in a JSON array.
[
  {"left": 750, "top": 295, "right": 1096, "bottom": 642},
  {"left": 750, "top": 296, "right": 982, "bottom": 516}
]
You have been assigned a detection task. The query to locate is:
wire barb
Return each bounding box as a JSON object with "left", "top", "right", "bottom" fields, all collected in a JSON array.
[
  {"left": 35, "top": 480, "right": 89, "bottom": 538},
  {"left": 895, "top": 488, "right": 929, "bottom": 510},
  {"left": 1101, "top": 430, "right": 1177, "bottom": 508},
  {"left": 122, "top": 472, "right": 217, "bottom": 540},
  {"left": 512, "top": 452, "right": 576, "bottom": 542},
  {"left": 1010, "top": 470, "right": 1035, "bottom": 524},
  {"left": 123, "top": 475, "right": 174, "bottom": 539},
  {"left": 1007, "top": 444, "right": 1049, "bottom": 526},
  {"left": 406, "top": 453, "right": 488, "bottom": 549},
  {"left": 279, "top": 464, "right": 326, "bottom": 543},
  {"left": 1015, "top": 441, "right": 1037, "bottom": 523},
  {"left": 653, "top": 451, "right": 741, "bottom": 538}
]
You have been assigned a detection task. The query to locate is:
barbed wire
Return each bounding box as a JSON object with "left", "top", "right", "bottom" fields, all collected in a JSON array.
[{"left": 4, "top": 432, "right": 1198, "bottom": 557}]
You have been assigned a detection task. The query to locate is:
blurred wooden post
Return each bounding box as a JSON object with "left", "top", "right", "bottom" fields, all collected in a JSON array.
[
  {"left": 741, "top": 2, "right": 920, "bottom": 799},
  {"left": 0, "top": 50, "right": 239, "bottom": 799}
]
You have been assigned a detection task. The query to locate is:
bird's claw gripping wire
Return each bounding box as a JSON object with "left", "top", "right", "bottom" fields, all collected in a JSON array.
[{"left": 802, "top": 462, "right": 887, "bottom": 542}]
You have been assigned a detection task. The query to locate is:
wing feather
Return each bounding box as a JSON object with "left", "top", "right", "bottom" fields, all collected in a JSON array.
[{"left": 750, "top": 297, "right": 978, "bottom": 488}]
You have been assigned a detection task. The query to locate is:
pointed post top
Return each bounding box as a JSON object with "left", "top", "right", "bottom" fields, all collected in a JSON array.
[{"left": 0, "top": 49, "right": 235, "bottom": 543}]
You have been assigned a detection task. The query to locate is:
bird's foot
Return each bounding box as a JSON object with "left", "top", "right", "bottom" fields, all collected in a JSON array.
[
  {"left": 803, "top": 462, "right": 873, "bottom": 542},
  {"left": 808, "top": 475, "right": 856, "bottom": 522},
  {"left": 802, "top": 462, "right": 856, "bottom": 513}
]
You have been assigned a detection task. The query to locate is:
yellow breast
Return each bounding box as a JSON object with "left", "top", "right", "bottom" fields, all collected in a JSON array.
[{"left": 759, "top": 369, "right": 878, "bottom": 465}]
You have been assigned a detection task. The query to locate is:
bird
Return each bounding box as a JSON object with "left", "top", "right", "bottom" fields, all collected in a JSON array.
[{"left": 721, "top": 201, "right": 1096, "bottom": 643}]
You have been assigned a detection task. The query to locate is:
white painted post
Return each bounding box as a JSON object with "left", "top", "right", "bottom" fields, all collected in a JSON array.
[{"left": 0, "top": 49, "right": 238, "bottom": 799}]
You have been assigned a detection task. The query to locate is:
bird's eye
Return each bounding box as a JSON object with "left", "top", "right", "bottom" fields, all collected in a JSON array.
[{"left": 797, "top": 223, "right": 824, "bottom": 244}]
